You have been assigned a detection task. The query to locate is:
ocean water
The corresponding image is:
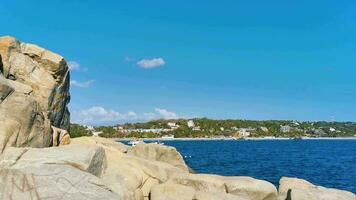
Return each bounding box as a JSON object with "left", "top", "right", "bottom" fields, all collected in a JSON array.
[{"left": 160, "top": 139, "right": 356, "bottom": 193}]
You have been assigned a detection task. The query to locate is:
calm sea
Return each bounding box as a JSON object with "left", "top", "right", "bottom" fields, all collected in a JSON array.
[{"left": 160, "top": 139, "right": 356, "bottom": 193}]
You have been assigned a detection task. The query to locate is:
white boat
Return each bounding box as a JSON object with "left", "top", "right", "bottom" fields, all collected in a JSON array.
[
  {"left": 151, "top": 141, "right": 164, "bottom": 145},
  {"left": 128, "top": 140, "right": 142, "bottom": 147}
]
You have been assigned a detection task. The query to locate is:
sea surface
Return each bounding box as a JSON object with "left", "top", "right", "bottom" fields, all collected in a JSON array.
[{"left": 153, "top": 139, "right": 356, "bottom": 193}]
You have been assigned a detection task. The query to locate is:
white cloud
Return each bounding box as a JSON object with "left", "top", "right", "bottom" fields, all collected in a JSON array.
[
  {"left": 155, "top": 108, "right": 178, "bottom": 119},
  {"left": 76, "top": 106, "right": 137, "bottom": 123},
  {"left": 137, "top": 57, "right": 165, "bottom": 69},
  {"left": 70, "top": 80, "right": 94, "bottom": 88},
  {"left": 68, "top": 61, "right": 88, "bottom": 72},
  {"left": 68, "top": 61, "right": 80, "bottom": 71},
  {"left": 72, "top": 107, "right": 178, "bottom": 125}
]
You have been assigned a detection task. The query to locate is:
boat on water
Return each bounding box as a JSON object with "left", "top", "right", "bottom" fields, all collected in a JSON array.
[
  {"left": 128, "top": 140, "right": 142, "bottom": 147},
  {"left": 128, "top": 140, "right": 164, "bottom": 146},
  {"left": 151, "top": 141, "right": 164, "bottom": 145}
]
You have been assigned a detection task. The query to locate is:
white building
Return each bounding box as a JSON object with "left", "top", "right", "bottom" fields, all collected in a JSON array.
[
  {"left": 187, "top": 120, "right": 195, "bottom": 128},
  {"left": 237, "top": 128, "right": 251, "bottom": 137},
  {"left": 280, "top": 125, "right": 292, "bottom": 133},
  {"left": 167, "top": 122, "right": 179, "bottom": 129},
  {"left": 167, "top": 122, "right": 176, "bottom": 127},
  {"left": 192, "top": 126, "right": 201, "bottom": 131},
  {"left": 329, "top": 127, "right": 336, "bottom": 132},
  {"left": 162, "top": 134, "right": 175, "bottom": 139},
  {"left": 292, "top": 121, "right": 300, "bottom": 126},
  {"left": 123, "top": 128, "right": 163, "bottom": 133}
]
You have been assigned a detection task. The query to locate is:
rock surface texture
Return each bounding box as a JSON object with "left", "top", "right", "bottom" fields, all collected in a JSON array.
[
  {"left": 0, "top": 36, "right": 70, "bottom": 152},
  {"left": 278, "top": 177, "right": 356, "bottom": 200},
  {"left": 0, "top": 38, "right": 355, "bottom": 200},
  {"left": 127, "top": 142, "right": 189, "bottom": 171}
]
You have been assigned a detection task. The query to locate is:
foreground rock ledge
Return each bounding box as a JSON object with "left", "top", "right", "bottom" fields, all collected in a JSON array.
[{"left": 0, "top": 137, "right": 354, "bottom": 200}]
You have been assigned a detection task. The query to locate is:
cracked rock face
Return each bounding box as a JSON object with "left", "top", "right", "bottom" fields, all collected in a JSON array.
[{"left": 0, "top": 36, "right": 70, "bottom": 152}]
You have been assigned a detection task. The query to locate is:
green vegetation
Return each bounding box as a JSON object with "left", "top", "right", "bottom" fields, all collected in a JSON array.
[
  {"left": 126, "top": 131, "right": 160, "bottom": 138},
  {"left": 124, "top": 119, "right": 356, "bottom": 138},
  {"left": 122, "top": 121, "right": 170, "bottom": 129},
  {"left": 72, "top": 119, "right": 356, "bottom": 138},
  {"left": 96, "top": 126, "right": 122, "bottom": 138},
  {"left": 69, "top": 123, "right": 92, "bottom": 138}
]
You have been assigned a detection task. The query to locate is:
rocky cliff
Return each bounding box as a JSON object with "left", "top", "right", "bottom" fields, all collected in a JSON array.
[{"left": 0, "top": 36, "right": 70, "bottom": 152}]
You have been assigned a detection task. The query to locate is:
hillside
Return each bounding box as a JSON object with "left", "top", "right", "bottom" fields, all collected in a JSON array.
[{"left": 70, "top": 118, "right": 356, "bottom": 139}]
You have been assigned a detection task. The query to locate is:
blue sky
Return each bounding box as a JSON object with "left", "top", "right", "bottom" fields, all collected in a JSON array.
[{"left": 1, "top": 0, "right": 355, "bottom": 125}]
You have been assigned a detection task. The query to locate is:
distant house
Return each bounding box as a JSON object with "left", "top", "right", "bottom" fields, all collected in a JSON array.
[
  {"left": 329, "top": 127, "right": 336, "bottom": 132},
  {"left": 167, "top": 122, "right": 176, "bottom": 127},
  {"left": 123, "top": 128, "right": 163, "bottom": 133},
  {"left": 192, "top": 126, "right": 201, "bottom": 131},
  {"left": 167, "top": 122, "right": 179, "bottom": 130},
  {"left": 162, "top": 134, "right": 174, "bottom": 139},
  {"left": 236, "top": 128, "right": 251, "bottom": 137},
  {"left": 291, "top": 121, "right": 300, "bottom": 126},
  {"left": 280, "top": 125, "right": 292, "bottom": 133},
  {"left": 187, "top": 120, "right": 195, "bottom": 128}
]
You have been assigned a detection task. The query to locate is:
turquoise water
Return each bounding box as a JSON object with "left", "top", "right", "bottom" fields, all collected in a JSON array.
[{"left": 160, "top": 140, "right": 356, "bottom": 193}]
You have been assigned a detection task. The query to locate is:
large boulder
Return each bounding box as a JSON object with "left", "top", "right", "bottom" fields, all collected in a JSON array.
[
  {"left": 0, "top": 143, "right": 118, "bottom": 200},
  {"left": 194, "top": 191, "right": 247, "bottom": 200},
  {"left": 0, "top": 144, "right": 106, "bottom": 177},
  {"left": 71, "top": 136, "right": 128, "bottom": 153},
  {"left": 166, "top": 173, "right": 278, "bottom": 200},
  {"left": 127, "top": 142, "right": 189, "bottom": 172},
  {"left": 0, "top": 36, "right": 70, "bottom": 152},
  {"left": 222, "top": 176, "right": 278, "bottom": 200},
  {"left": 71, "top": 137, "right": 189, "bottom": 200},
  {"left": 150, "top": 183, "right": 196, "bottom": 200},
  {"left": 168, "top": 173, "right": 227, "bottom": 194},
  {"left": 150, "top": 182, "right": 248, "bottom": 200},
  {"left": 278, "top": 177, "right": 356, "bottom": 200},
  {"left": 0, "top": 165, "right": 119, "bottom": 200}
]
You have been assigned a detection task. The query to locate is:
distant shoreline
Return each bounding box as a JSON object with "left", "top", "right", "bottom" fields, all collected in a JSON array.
[{"left": 114, "top": 137, "right": 356, "bottom": 142}]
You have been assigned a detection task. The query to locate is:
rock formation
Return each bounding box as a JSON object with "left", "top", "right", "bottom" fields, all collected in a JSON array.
[
  {"left": 0, "top": 36, "right": 70, "bottom": 152},
  {"left": 278, "top": 177, "right": 355, "bottom": 200},
  {"left": 127, "top": 142, "right": 189, "bottom": 171}
]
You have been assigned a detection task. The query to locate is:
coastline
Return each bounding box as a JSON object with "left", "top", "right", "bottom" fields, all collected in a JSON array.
[
  {"left": 114, "top": 136, "right": 356, "bottom": 142},
  {"left": 1, "top": 36, "right": 355, "bottom": 200}
]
